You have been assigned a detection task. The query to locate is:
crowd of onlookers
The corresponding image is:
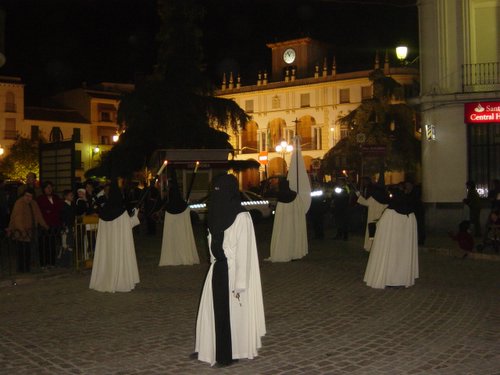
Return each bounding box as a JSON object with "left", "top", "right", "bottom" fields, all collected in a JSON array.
[{"left": 0, "top": 173, "right": 149, "bottom": 274}]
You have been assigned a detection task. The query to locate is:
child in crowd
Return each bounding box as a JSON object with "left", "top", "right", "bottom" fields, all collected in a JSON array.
[
  {"left": 59, "top": 189, "right": 76, "bottom": 267},
  {"left": 449, "top": 220, "right": 474, "bottom": 258}
]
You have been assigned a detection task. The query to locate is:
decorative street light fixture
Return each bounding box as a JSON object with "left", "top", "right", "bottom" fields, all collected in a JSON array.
[
  {"left": 396, "top": 45, "right": 408, "bottom": 62},
  {"left": 112, "top": 132, "right": 120, "bottom": 143},
  {"left": 275, "top": 139, "right": 293, "bottom": 175},
  {"left": 0, "top": 145, "right": 4, "bottom": 156}
]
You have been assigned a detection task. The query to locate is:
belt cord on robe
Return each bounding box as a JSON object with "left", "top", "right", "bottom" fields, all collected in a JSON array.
[{"left": 211, "top": 232, "right": 232, "bottom": 364}]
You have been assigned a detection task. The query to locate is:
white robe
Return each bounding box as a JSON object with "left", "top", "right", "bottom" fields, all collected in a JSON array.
[
  {"left": 363, "top": 209, "right": 419, "bottom": 289},
  {"left": 268, "top": 197, "right": 308, "bottom": 262},
  {"left": 357, "top": 196, "right": 388, "bottom": 251},
  {"left": 159, "top": 208, "right": 199, "bottom": 266},
  {"left": 89, "top": 211, "right": 140, "bottom": 293},
  {"left": 195, "top": 212, "right": 266, "bottom": 366}
]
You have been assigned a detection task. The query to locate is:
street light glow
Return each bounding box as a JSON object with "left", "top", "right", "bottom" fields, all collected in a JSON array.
[{"left": 396, "top": 45, "right": 408, "bottom": 61}]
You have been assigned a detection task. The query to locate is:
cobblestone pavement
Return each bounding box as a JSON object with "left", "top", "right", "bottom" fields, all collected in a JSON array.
[{"left": 1, "top": 220, "right": 499, "bottom": 375}]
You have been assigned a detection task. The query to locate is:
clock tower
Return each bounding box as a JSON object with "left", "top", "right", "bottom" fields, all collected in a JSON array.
[{"left": 266, "top": 37, "right": 329, "bottom": 80}]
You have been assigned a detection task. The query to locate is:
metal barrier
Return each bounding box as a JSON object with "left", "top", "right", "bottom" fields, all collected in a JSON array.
[
  {"left": 0, "top": 215, "right": 100, "bottom": 280},
  {"left": 74, "top": 216, "right": 98, "bottom": 271}
]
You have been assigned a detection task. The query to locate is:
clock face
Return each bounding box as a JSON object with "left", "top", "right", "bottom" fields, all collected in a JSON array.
[{"left": 283, "top": 48, "right": 296, "bottom": 64}]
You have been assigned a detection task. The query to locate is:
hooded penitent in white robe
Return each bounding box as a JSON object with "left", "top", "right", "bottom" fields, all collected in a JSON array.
[
  {"left": 159, "top": 208, "right": 199, "bottom": 266},
  {"left": 363, "top": 208, "right": 419, "bottom": 289},
  {"left": 195, "top": 212, "right": 266, "bottom": 366},
  {"left": 357, "top": 196, "right": 388, "bottom": 251},
  {"left": 268, "top": 196, "right": 308, "bottom": 262},
  {"left": 89, "top": 210, "right": 140, "bottom": 293}
]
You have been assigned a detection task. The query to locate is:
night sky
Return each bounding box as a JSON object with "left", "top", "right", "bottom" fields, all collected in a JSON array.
[{"left": 0, "top": 0, "right": 418, "bottom": 103}]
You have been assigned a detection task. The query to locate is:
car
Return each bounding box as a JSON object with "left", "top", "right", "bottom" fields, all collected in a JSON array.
[{"left": 189, "top": 190, "right": 274, "bottom": 223}]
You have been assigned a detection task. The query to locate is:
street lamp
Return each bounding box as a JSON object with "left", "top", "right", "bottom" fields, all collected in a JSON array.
[
  {"left": 0, "top": 145, "right": 4, "bottom": 156},
  {"left": 112, "top": 132, "right": 120, "bottom": 143},
  {"left": 396, "top": 45, "right": 408, "bottom": 62},
  {"left": 275, "top": 139, "right": 293, "bottom": 175}
]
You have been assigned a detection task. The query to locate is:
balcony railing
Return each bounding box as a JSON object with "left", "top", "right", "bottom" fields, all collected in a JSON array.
[
  {"left": 4, "top": 130, "right": 18, "bottom": 139},
  {"left": 462, "top": 62, "right": 500, "bottom": 92}
]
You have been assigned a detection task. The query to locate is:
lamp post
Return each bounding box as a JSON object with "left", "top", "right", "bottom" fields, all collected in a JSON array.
[{"left": 275, "top": 139, "right": 293, "bottom": 175}]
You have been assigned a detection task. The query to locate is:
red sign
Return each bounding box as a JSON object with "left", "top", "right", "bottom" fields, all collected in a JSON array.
[
  {"left": 464, "top": 101, "right": 500, "bottom": 123},
  {"left": 258, "top": 151, "right": 268, "bottom": 165}
]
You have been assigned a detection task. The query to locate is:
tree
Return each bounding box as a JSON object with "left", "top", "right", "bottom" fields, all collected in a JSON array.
[
  {"left": 0, "top": 136, "right": 40, "bottom": 181},
  {"left": 322, "top": 69, "right": 420, "bottom": 180},
  {"left": 99, "top": 0, "right": 249, "bottom": 178}
]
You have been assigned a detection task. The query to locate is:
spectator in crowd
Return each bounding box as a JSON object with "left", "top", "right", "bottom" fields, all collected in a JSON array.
[
  {"left": 17, "top": 172, "right": 42, "bottom": 198},
  {"left": 488, "top": 179, "right": 500, "bottom": 211},
  {"left": 36, "top": 181, "right": 63, "bottom": 267},
  {"left": 331, "top": 177, "right": 351, "bottom": 240},
  {"left": 75, "top": 188, "right": 91, "bottom": 216},
  {"left": 463, "top": 180, "right": 482, "bottom": 238},
  {"left": 0, "top": 180, "right": 9, "bottom": 230},
  {"left": 144, "top": 180, "right": 161, "bottom": 235},
  {"left": 449, "top": 220, "right": 474, "bottom": 259},
  {"left": 7, "top": 188, "right": 48, "bottom": 272},
  {"left": 307, "top": 182, "right": 328, "bottom": 240},
  {"left": 60, "top": 189, "right": 76, "bottom": 267},
  {"left": 84, "top": 180, "right": 97, "bottom": 214},
  {"left": 95, "top": 183, "right": 111, "bottom": 214}
]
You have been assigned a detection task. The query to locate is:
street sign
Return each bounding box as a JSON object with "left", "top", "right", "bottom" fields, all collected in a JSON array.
[{"left": 258, "top": 151, "right": 268, "bottom": 165}]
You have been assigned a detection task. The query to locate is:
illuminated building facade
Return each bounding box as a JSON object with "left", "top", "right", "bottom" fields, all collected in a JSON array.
[
  {"left": 414, "top": 0, "right": 500, "bottom": 230},
  {"left": 216, "top": 38, "right": 419, "bottom": 189}
]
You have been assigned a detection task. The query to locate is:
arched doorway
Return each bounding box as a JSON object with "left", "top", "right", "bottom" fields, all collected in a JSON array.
[
  {"left": 303, "top": 155, "right": 313, "bottom": 171},
  {"left": 298, "top": 115, "right": 315, "bottom": 150},
  {"left": 240, "top": 159, "right": 260, "bottom": 191},
  {"left": 268, "top": 118, "right": 286, "bottom": 150},
  {"left": 241, "top": 121, "right": 258, "bottom": 153},
  {"left": 268, "top": 157, "right": 286, "bottom": 177}
]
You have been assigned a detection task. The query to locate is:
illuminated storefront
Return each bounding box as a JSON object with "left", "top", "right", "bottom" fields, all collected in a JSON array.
[{"left": 464, "top": 101, "right": 500, "bottom": 197}]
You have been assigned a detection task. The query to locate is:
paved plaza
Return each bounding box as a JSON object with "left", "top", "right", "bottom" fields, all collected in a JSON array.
[{"left": 1, "top": 219, "right": 499, "bottom": 375}]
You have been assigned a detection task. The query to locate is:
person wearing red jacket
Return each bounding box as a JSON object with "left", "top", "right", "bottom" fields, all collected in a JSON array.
[{"left": 36, "top": 181, "right": 63, "bottom": 267}]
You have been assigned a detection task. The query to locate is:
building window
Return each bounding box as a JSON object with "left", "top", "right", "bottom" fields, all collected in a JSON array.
[
  {"left": 101, "top": 135, "right": 110, "bottom": 145},
  {"left": 4, "top": 118, "right": 17, "bottom": 139},
  {"left": 72, "top": 128, "right": 81, "bottom": 143},
  {"left": 98, "top": 103, "right": 116, "bottom": 122},
  {"left": 340, "top": 126, "right": 349, "bottom": 139},
  {"left": 468, "top": 123, "right": 500, "bottom": 197},
  {"left": 31, "top": 125, "right": 39, "bottom": 140},
  {"left": 272, "top": 95, "right": 280, "bottom": 109},
  {"left": 5, "top": 92, "right": 16, "bottom": 112},
  {"left": 100, "top": 111, "right": 112, "bottom": 122},
  {"left": 245, "top": 100, "right": 254, "bottom": 113},
  {"left": 339, "top": 88, "right": 350, "bottom": 104},
  {"left": 313, "top": 127, "right": 322, "bottom": 150},
  {"left": 361, "top": 86, "right": 372, "bottom": 100},
  {"left": 300, "top": 93, "right": 310, "bottom": 107}
]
